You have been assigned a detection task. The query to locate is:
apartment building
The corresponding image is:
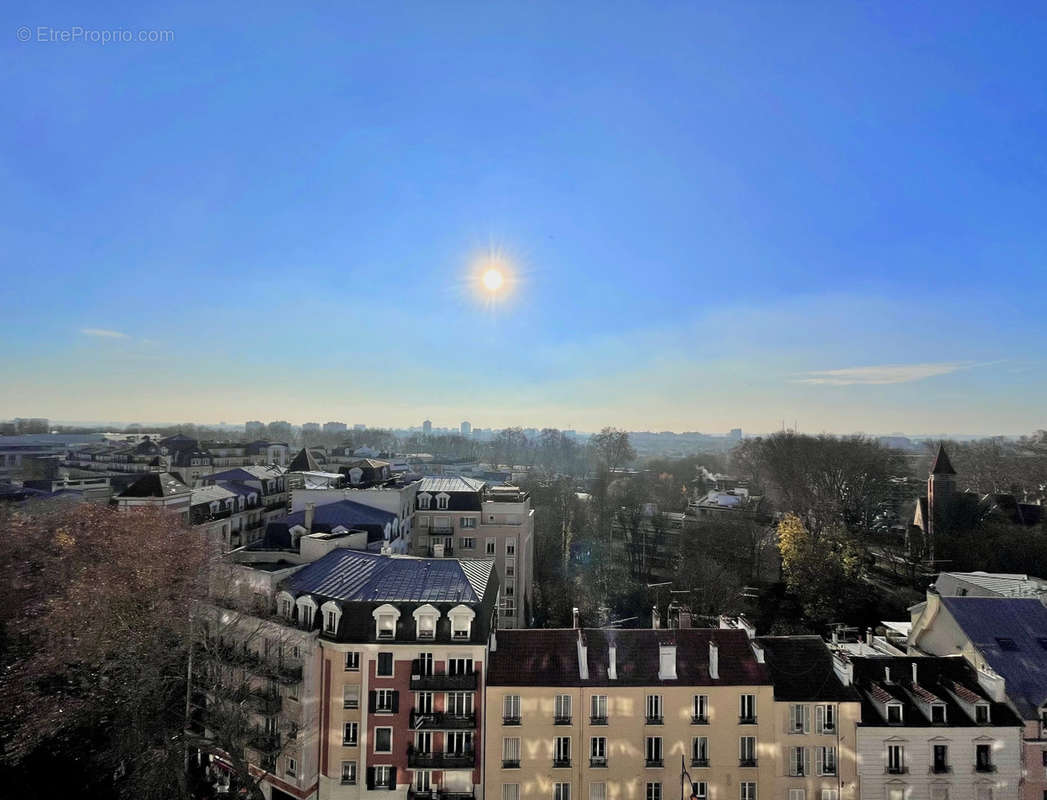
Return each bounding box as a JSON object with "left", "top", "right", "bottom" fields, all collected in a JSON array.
[
  {"left": 840, "top": 655, "right": 1023, "bottom": 800},
  {"left": 908, "top": 595, "right": 1047, "bottom": 800},
  {"left": 275, "top": 549, "right": 498, "bottom": 799},
  {"left": 484, "top": 626, "right": 776, "bottom": 800},
  {"left": 412, "top": 477, "right": 533, "bottom": 628},
  {"left": 754, "top": 636, "right": 861, "bottom": 800}
]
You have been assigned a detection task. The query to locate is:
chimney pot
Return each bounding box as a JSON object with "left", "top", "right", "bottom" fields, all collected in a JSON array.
[{"left": 912, "top": 662, "right": 918, "bottom": 684}]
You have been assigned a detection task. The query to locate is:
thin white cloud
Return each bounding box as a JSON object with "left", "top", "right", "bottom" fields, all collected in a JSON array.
[
  {"left": 80, "top": 328, "right": 128, "bottom": 339},
  {"left": 793, "top": 362, "right": 970, "bottom": 386}
]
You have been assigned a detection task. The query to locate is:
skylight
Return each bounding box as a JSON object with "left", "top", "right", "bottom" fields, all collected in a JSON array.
[{"left": 996, "top": 637, "right": 1019, "bottom": 651}]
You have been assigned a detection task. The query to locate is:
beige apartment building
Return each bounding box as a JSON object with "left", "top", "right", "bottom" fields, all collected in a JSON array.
[
  {"left": 413, "top": 477, "right": 533, "bottom": 628},
  {"left": 485, "top": 627, "right": 776, "bottom": 800}
]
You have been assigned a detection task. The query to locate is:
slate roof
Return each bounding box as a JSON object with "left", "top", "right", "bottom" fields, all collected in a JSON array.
[
  {"left": 755, "top": 635, "right": 860, "bottom": 701},
  {"left": 488, "top": 628, "right": 771, "bottom": 687},
  {"left": 282, "top": 549, "right": 495, "bottom": 603},
  {"left": 203, "top": 466, "right": 283, "bottom": 483},
  {"left": 941, "top": 596, "right": 1047, "bottom": 719},
  {"left": 288, "top": 447, "right": 323, "bottom": 472},
  {"left": 118, "top": 471, "right": 191, "bottom": 498},
  {"left": 931, "top": 443, "right": 957, "bottom": 475},
  {"left": 191, "top": 485, "right": 237, "bottom": 505},
  {"left": 419, "top": 476, "right": 486, "bottom": 494},
  {"left": 851, "top": 656, "right": 1022, "bottom": 728},
  {"left": 286, "top": 499, "right": 396, "bottom": 534}
]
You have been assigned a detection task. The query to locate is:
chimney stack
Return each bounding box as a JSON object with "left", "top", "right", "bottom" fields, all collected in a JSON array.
[
  {"left": 608, "top": 642, "right": 618, "bottom": 680},
  {"left": 572, "top": 607, "right": 580, "bottom": 629},
  {"left": 885, "top": 665, "right": 891, "bottom": 683},
  {"left": 912, "top": 662, "right": 918, "bottom": 684},
  {"left": 305, "top": 502, "right": 315, "bottom": 533},
  {"left": 709, "top": 640, "right": 719, "bottom": 680},
  {"left": 652, "top": 605, "right": 661, "bottom": 629}
]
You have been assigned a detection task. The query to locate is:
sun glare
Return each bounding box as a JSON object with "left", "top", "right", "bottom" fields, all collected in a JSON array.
[{"left": 482, "top": 268, "right": 504, "bottom": 292}]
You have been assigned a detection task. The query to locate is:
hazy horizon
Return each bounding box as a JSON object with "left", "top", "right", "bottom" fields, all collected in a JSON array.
[{"left": 4, "top": 3, "right": 1046, "bottom": 435}]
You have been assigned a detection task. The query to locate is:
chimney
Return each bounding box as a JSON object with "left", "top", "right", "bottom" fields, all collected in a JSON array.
[
  {"left": 608, "top": 642, "right": 618, "bottom": 680},
  {"left": 577, "top": 631, "right": 589, "bottom": 680},
  {"left": 572, "top": 607, "right": 580, "bottom": 629},
  {"left": 652, "top": 605, "right": 661, "bottom": 629},
  {"left": 911, "top": 662, "right": 918, "bottom": 684},
  {"left": 884, "top": 665, "right": 891, "bottom": 684},
  {"left": 709, "top": 640, "right": 719, "bottom": 680},
  {"left": 832, "top": 651, "right": 853, "bottom": 686},
  {"left": 751, "top": 641, "right": 765, "bottom": 663},
  {"left": 866, "top": 628, "right": 873, "bottom": 646},
  {"left": 831, "top": 629, "right": 839, "bottom": 645},
  {"left": 490, "top": 630, "right": 497, "bottom": 652},
  {"left": 304, "top": 502, "right": 315, "bottom": 532}
]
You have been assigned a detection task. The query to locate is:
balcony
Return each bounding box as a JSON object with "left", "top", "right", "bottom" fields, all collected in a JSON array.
[
  {"left": 427, "top": 546, "right": 454, "bottom": 557},
  {"left": 739, "top": 758, "right": 758, "bottom": 768},
  {"left": 503, "top": 715, "right": 521, "bottom": 726},
  {"left": 691, "top": 715, "right": 709, "bottom": 725},
  {"left": 554, "top": 715, "right": 572, "bottom": 725},
  {"left": 645, "top": 715, "right": 663, "bottom": 725},
  {"left": 410, "top": 662, "right": 478, "bottom": 691},
  {"left": 886, "top": 766, "right": 907, "bottom": 775},
  {"left": 502, "top": 759, "right": 520, "bottom": 769},
  {"left": 739, "top": 715, "right": 758, "bottom": 725},
  {"left": 425, "top": 525, "right": 455, "bottom": 535},
  {"left": 247, "top": 732, "right": 281, "bottom": 753},
  {"left": 409, "top": 793, "right": 475, "bottom": 800},
  {"left": 409, "top": 711, "right": 477, "bottom": 730},
  {"left": 246, "top": 690, "right": 282, "bottom": 714},
  {"left": 691, "top": 758, "right": 709, "bottom": 768},
  {"left": 646, "top": 758, "right": 664, "bottom": 768},
  {"left": 590, "top": 756, "right": 607, "bottom": 768},
  {"left": 975, "top": 764, "right": 996, "bottom": 773},
  {"left": 590, "top": 716, "right": 608, "bottom": 725},
  {"left": 931, "top": 765, "right": 951, "bottom": 774},
  {"left": 553, "top": 758, "right": 572, "bottom": 768},
  {"left": 406, "top": 749, "right": 476, "bottom": 769}
]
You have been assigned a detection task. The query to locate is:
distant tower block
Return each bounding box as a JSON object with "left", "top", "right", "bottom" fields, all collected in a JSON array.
[{"left": 460, "top": 421, "right": 472, "bottom": 436}]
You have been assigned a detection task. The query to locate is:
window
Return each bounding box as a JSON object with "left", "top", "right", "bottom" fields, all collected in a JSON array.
[
  {"left": 344, "top": 651, "right": 360, "bottom": 671},
  {"left": 555, "top": 784, "right": 571, "bottom": 800},
  {"left": 555, "top": 736, "right": 572, "bottom": 767},
  {"left": 461, "top": 517, "right": 477, "bottom": 528},
  {"left": 789, "top": 746, "right": 806, "bottom": 776},
  {"left": 413, "top": 604, "right": 438, "bottom": 639},
  {"left": 887, "top": 744, "right": 905, "bottom": 774},
  {"left": 691, "top": 736, "right": 709, "bottom": 766},
  {"left": 789, "top": 791, "right": 806, "bottom": 800},
  {"left": 646, "top": 694, "right": 663, "bottom": 724},
  {"left": 448, "top": 656, "right": 473, "bottom": 676},
  {"left": 647, "top": 783, "right": 662, "bottom": 800},
  {"left": 693, "top": 695, "right": 709, "bottom": 723},
  {"left": 503, "top": 598, "right": 516, "bottom": 617},
  {"left": 278, "top": 596, "right": 293, "bottom": 618},
  {"left": 693, "top": 782, "right": 708, "bottom": 800},
  {"left": 503, "top": 737, "right": 521, "bottom": 768},
  {"left": 377, "top": 652, "right": 393, "bottom": 676},
  {"left": 976, "top": 744, "right": 994, "bottom": 772},
  {"left": 373, "top": 765, "right": 393, "bottom": 788},
  {"left": 415, "top": 770, "right": 431, "bottom": 792},
  {"left": 375, "top": 689, "right": 395, "bottom": 712},
  {"left": 590, "top": 736, "right": 607, "bottom": 766},
  {"left": 343, "top": 722, "right": 358, "bottom": 745},
  {"left": 790, "top": 703, "right": 808, "bottom": 733},
  {"left": 506, "top": 538, "right": 516, "bottom": 555},
  {"left": 739, "top": 694, "right": 756, "bottom": 723},
  {"left": 448, "top": 692, "right": 473, "bottom": 717},
  {"left": 975, "top": 704, "right": 990, "bottom": 724},
  {"left": 821, "top": 792, "right": 839, "bottom": 800},
  {"left": 503, "top": 785, "right": 520, "bottom": 800},
  {"left": 818, "top": 746, "right": 837, "bottom": 776},
  {"left": 461, "top": 537, "right": 476, "bottom": 549},
  {"left": 816, "top": 704, "right": 836, "bottom": 733},
  {"left": 340, "top": 760, "right": 357, "bottom": 785},
  {"left": 591, "top": 783, "right": 607, "bottom": 800},
  {"left": 646, "top": 736, "right": 663, "bottom": 767},
  {"left": 591, "top": 695, "right": 608, "bottom": 723},
  {"left": 449, "top": 604, "right": 475, "bottom": 640},
  {"left": 416, "top": 652, "right": 434, "bottom": 676},
  {"left": 931, "top": 704, "right": 946, "bottom": 723},
  {"left": 555, "top": 694, "right": 573, "bottom": 724},
  {"left": 322, "top": 602, "right": 341, "bottom": 634},
  {"left": 739, "top": 736, "right": 756, "bottom": 766},
  {"left": 374, "top": 727, "right": 392, "bottom": 753},
  {"left": 486, "top": 538, "right": 496, "bottom": 555},
  {"left": 436, "top": 494, "right": 449, "bottom": 509},
  {"left": 286, "top": 756, "right": 297, "bottom": 777},
  {"left": 506, "top": 561, "right": 516, "bottom": 577},
  {"left": 504, "top": 694, "right": 521, "bottom": 723},
  {"left": 343, "top": 685, "right": 359, "bottom": 709},
  {"left": 740, "top": 782, "right": 757, "bottom": 800},
  {"left": 933, "top": 744, "right": 948, "bottom": 773},
  {"left": 414, "top": 731, "right": 430, "bottom": 754},
  {"left": 446, "top": 730, "right": 473, "bottom": 755},
  {"left": 416, "top": 692, "right": 433, "bottom": 714},
  {"left": 887, "top": 704, "right": 903, "bottom": 724}
]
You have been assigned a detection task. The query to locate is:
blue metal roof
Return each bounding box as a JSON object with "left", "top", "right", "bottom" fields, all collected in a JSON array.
[
  {"left": 282, "top": 549, "right": 494, "bottom": 603},
  {"left": 286, "top": 498, "right": 396, "bottom": 532},
  {"left": 941, "top": 595, "right": 1047, "bottom": 719}
]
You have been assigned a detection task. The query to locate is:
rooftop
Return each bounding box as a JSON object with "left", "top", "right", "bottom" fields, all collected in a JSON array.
[
  {"left": 117, "top": 471, "right": 191, "bottom": 498},
  {"left": 755, "top": 635, "right": 860, "bottom": 701}
]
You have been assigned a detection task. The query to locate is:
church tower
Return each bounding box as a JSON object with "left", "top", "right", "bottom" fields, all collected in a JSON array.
[{"left": 927, "top": 442, "right": 957, "bottom": 538}]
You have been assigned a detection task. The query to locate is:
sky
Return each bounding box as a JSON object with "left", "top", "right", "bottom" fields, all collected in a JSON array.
[{"left": 2, "top": 2, "right": 1046, "bottom": 435}]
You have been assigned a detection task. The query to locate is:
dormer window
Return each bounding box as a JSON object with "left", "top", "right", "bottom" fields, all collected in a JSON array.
[
  {"left": 975, "top": 703, "right": 990, "bottom": 724},
  {"left": 448, "top": 604, "right": 475, "bottom": 640},
  {"left": 276, "top": 591, "right": 295, "bottom": 620},
  {"left": 372, "top": 604, "right": 401, "bottom": 640},
  {"left": 413, "top": 604, "right": 440, "bottom": 640},
  {"left": 295, "top": 596, "right": 317, "bottom": 630},
  {"left": 436, "top": 493, "right": 449, "bottom": 510},
  {"left": 931, "top": 704, "right": 946, "bottom": 724},
  {"left": 321, "top": 601, "right": 342, "bottom": 635},
  {"left": 418, "top": 493, "right": 432, "bottom": 510},
  {"left": 887, "top": 703, "right": 903, "bottom": 724}
]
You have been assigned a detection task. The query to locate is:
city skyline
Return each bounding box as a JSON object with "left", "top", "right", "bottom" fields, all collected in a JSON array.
[{"left": 4, "top": 3, "right": 1046, "bottom": 434}]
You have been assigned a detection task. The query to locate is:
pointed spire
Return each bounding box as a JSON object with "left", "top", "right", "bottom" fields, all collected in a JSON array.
[{"left": 930, "top": 442, "right": 956, "bottom": 476}]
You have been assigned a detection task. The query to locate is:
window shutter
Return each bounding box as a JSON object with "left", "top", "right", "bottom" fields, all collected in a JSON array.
[
  {"left": 387, "top": 766, "right": 397, "bottom": 789},
  {"left": 368, "top": 691, "right": 376, "bottom": 713},
  {"left": 391, "top": 691, "right": 400, "bottom": 713},
  {"left": 803, "top": 748, "right": 809, "bottom": 776},
  {"left": 815, "top": 705, "right": 824, "bottom": 733},
  {"left": 804, "top": 705, "right": 811, "bottom": 733},
  {"left": 366, "top": 767, "right": 375, "bottom": 790},
  {"left": 788, "top": 705, "right": 796, "bottom": 733}
]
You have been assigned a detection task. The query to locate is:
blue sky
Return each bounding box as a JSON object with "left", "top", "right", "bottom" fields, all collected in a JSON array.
[{"left": 2, "top": 2, "right": 1046, "bottom": 434}]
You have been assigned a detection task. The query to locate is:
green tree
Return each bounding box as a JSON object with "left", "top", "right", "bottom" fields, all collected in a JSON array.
[{"left": 777, "top": 512, "right": 865, "bottom": 626}]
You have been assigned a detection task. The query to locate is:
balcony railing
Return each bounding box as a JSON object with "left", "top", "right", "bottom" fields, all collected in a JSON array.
[
  {"left": 739, "top": 715, "right": 758, "bottom": 725},
  {"left": 691, "top": 715, "right": 709, "bottom": 725},
  {"left": 590, "top": 756, "right": 607, "bottom": 768},
  {"left": 425, "top": 525, "right": 455, "bottom": 534},
  {"left": 691, "top": 757, "right": 709, "bottom": 768},
  {"left": 406, "top": 749, "right": 476, "bottom": 769},
  {"left": 409, "top": 711, "right": 477, "bottom": 730},
  {"left": 590, "top": 715, "right": 608, "bottom": 725},
  {"left": 739, "top": 758, "right": 758, "bottom": 767},
  {"left": 502, "top": 759, "right": 520, "bottom": 769},
  {"left": 886, "top": 766, "right": 907, "bottom": 775},
  {"left": 246, "top": 691, "right": 282, "bottom": 714},
  {"left": 554, "top": 715, "right": 572, "bottom": 725},
  {"left": 247, "top": 731, "right": 281, "bottom": 753},
  {"left": 645, "top": 715, "right": 663, "bottom": 725},
  {"left": 427, "top": 546, "right": 454, "bottom": 557},
  {"left": 975, "top": 764, "right": 996, "bottom": 773},
  {"left": 409, "top": 792, "right": 475, "bottom": 800},
  {"left": 410, "top": 663, "right": 478, "bottom": 691},
  {"left": 553, "top": 758, "right": 571, "bottom": 768},
  {"left": 646, "top": 758, "right": 664, "bottom": 768},
  {"left": 503, "top": 715, "right": 521, "bottom": 726}
]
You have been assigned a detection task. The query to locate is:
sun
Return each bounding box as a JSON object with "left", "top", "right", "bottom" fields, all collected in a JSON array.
[{"left": 482, "top": 268, "right": 504, "bottom": 292}]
